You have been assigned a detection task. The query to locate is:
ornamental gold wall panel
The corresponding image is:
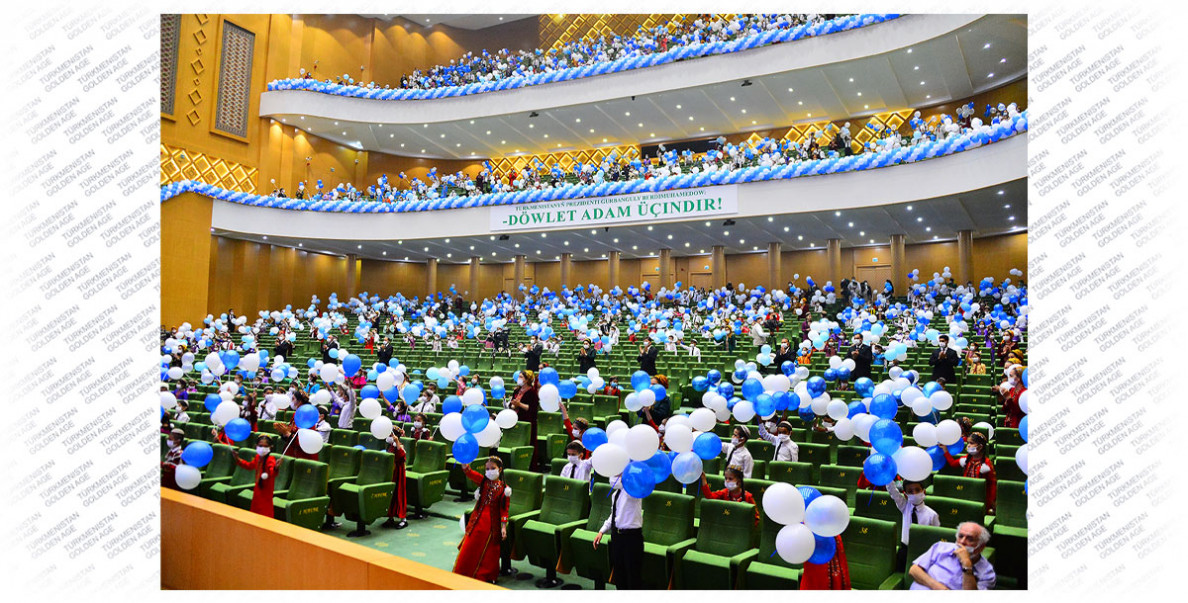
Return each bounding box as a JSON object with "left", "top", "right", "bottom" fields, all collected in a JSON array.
[{"left": 160, "top": 143, "right": 257, "bottom": 193}]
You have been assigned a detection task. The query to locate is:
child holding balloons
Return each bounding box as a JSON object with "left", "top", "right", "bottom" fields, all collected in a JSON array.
[
  {"left": 161, "top": 428, "right": 185, "bottom": 490},
  {"left": 700, "top": 469, "right": 758, "bottom": 525},
  {"left": 453, "top": 456, "right": 510, "bottom": 583},
  {"left": 382, "top": 426, "right": 409, "bottom": 530},
  {"left": 943, "top": 432, "right": 997, "bottom": 514},
  {"left": 234, "top": 435, "right": 283, "bottom": 519}
]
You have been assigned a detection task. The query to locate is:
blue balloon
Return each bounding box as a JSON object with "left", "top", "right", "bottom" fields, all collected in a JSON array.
[
  {"left": 869, "top": 419, "right": 903, "bottom": 455},
  {"left": 382, "top": 386, "right": 400, "bottom": 402},
  {"left": 442, "top": 395, "right": 463, "bottom": 415},
  {"left": 1019, "top": 416, "right": 1028, "bottom": 443},
  {"left": 692, "top": 432, "right": 722, "bottom": 460},
  {"left": 798, "top": 486, "right": 822, "bottom": 507},
  {"left": 671, "top": 451, "right": 704, "bottom": 484},
  {"left": 295, "top": 404, "right": 320, "bottom": 429},
  {"left": 462, "top": 405, "right": 490, "bottom": 433},
  {"left": 224, "top": 350, "right": 240, "bottom": 370},
  {"left": 922, "top": 381, "right": 942, "bottom": 397},
  {"left": 798, "top": 405, "right": 817, "bottom": 423},
  {"left": 328, "top": 348, "right": 339, "bottom": 359},
  {"left": 1021, "top": 368, "right": 1028, "bottom": 388},
  {"left": 539, "top": 367, "right": 560, "bottom": 386},
  {"left": 360, "top": 385, "right": 380, "bottom": 400},
  {"left": 717, "top": 383, "right": 735, "bottom": 399},
  {"left": 808, "top": 534, "right": 837, "bottom": 564},
  {"left": 622, "top": 460, "right": 657, "bottom": 498},
  {"left": 367, "top": 369, "right": 378, "bottom": 382},
  {"left": 342, "top": 354, "right": 362, "bottom": 377},
  {"left": 204, "top": 393, "right": 222, "bottom": 413},
  {"left": 224, "top": 418, "right": 251, "bottom": 442},
  {"left": 741, "top": 378, "right": 764, "bottom": 401},
  {"left": 823, "top": 368, "right": 838, "bottom": 382},
  {"left": 427, "top": 367, "right": 440, "bottom": 381},
  {"left": 847, "top": 401, "right": 864, "bottom": 419},
  {"left": 645, "top": 450, "right": 672, "bottom": 483},
  {"left": 870, "top": 393, "right": 898, "bottom": 420},
  {"left": 181, "top": 441, "right": 214, "bottom": 468},
  {"left": 807, "top": 376, "right": 827, "bottom": 397},
  {"left": 491, "top": 386, "right": 506, "bottom": 399},
  {"left": 307, "top": 358, "right": 316, "bottom": 369},
  {"left": 452, "top": 433, "right": 480, "bottom": 464},
  {"left": 754, "top": 393, "right": 775, "bottom": 418},
  {"left": 780, "top": 361, "right": 795, "bottom": 377},
  {"left": 926, "top": 445, "right": 947, "bottom": 471},
  {"left": 401, "top": 383, "right": 420, "bottom": 404},
  {"left": 947, "top": 440, "right": 966, "bottom": 456},
  {"left": 631, "top": 370, "right": 651, "bottom": 391},
  {"left": 582, "top": 427, "right": 608, "bottom": 451},
  {"left": 772, "top": 391, "right": 791, "bottom": 412},
  {"left": 459, "top": 365, "right": 470, "bottom": 377},
  {"left": 691, "top": 376, "right": 708, "bottom": 392},
  {"left": 650, "top": 383, "right": 668, "bottom": 402},
  {"left": 836, "top": 367, "right": 851, "bottom": 381},
  {"left": 437, "top": 377, "right": 450, "bottom": 389},
  {"left": 707, "top": 369, "right": 722, "bottom": 385},
  {"left": 375, "top": 363, "right": 387, "bottom": 373},
  {"left": 559, "top": 380, "right": 578, "bottom": 399},
  {"left": 863, "top": 452, "right": 898, "bottom": 486}
]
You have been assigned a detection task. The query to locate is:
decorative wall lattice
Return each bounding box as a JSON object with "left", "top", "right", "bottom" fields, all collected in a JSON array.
[
  {"left": 160, "top": 144, "right": 257, "bottom": 193},
  {"left": 214, "top": 20, "right": 254, "bottom": 138},
  {"left": 161, "top": 14, "right": 181, "bottom": 116},
  {"left": 538, "top": 14, "right": 685, "bottom": 51},
  {"left": 487, "top": 145, "right": 641, "bottom": 179},
  {"left": 745, "top": 110, "right": 915, "bottom": 153}
]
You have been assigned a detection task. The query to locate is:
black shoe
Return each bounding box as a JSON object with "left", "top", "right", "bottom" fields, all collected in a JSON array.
[
  {"left": 535, "top": 577, "right": 564, "bottom": 589},
  {"left": 381, "top": 518, "right": 399, "bottom": 529},
  {"left": 321, "top": 521, "right": 341, "bottom": 530},
  {"left": 500, "top": 567, "right": 517, "bottom": 577},
  {"left": 395, "top": 519, "right": 408, "bottom": 530}
]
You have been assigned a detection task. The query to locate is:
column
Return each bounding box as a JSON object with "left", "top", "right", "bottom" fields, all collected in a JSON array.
[
  {"left": 560, "top": 252, "right": 572, "bottom": 289},
  {"left": 345, "top": 253, "right": 358, "bottom": 299},
  {"left": 469, "top": 256, "right": 480, "bottom": 300},
  {"left": 957, "top": 229, "right": 974, "bottom": 285},
  {"left": 659, "top": 248, "right": 672, "bottom": 289},
  {"left": 890, "top": 234, "right": 906, "bottom": 295},
  {"left": 711, "top": 245, "right": 726, "bottom": 289},
  {"left": 608, "top": 250, "right": 620, "bottom": 290},
  {"left": 826, "top": 238, "right": 842, "bottom": 284},
  {"left": 513, "top": 255, "right": 526, "bottom": 297},
  {"left": 426, "top": 257, "right": 438, "bottom": 298},
  {"left": 767, "top": 242, "right": 782, "bottom": 290}
]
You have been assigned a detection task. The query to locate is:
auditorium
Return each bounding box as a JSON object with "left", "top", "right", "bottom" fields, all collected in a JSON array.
[{"left": 160, "top": 12, "right": 1029, "bottom": 590}]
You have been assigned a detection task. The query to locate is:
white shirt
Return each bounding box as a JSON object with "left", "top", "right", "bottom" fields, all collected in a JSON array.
[
  {"left": 560, "top": 458, "right": 593, "bottom": 482},
  {"left": 316, "top": 419, "right": 333, "bottom": 443},
  {"left": 600, "top": 486, "right": 643, "bottom": 534},
  {"left": 886, "top": 484, "right": 941, "bottom": 545},
  {"left": 721, "top": 442, "right": 754, "bottom": 478},
  {"left": 757, "top": 422, "right": 798, "bottom": 461},
  {"left": 337, "top": 389, "right": 357, "bottom": 429},
  {"left": 411, "top": 399, "right": 437, "bottom": 414}
]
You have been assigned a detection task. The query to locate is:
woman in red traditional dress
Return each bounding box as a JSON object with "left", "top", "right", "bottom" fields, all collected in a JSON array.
[
  {"left": 799, "top": 535, "right": 851, "bottom": 590},
  {"left": 381, "top": 426, "right": 409, "bottom": 529},
  {"left": 234, "top": 435, "right": 283, "bottom": 518},
  {"left": 453, "top": 456, "right": 510, "bottom": 583},
  {"left": 942, "top": 432, "right": 998, "bottom": 514},
  {"left": 998, "top": 364, "right": 1027, "bottom": 428},
  {"left": 508, "top": 370, "right": 540, "bottom": 469}
]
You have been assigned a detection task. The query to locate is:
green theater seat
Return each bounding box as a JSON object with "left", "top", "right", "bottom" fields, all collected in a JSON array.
[
  {"left": 765, "top": 461, "right": 813, "bottom": 485},
  {"left": 567, "top": 483, "right": 616, "bottom": 588},
  {"left": 841, "top": 516, "right": 901, "bottom": 589},
  {"left": 741, "top": 512, "right": 802, "bottom": 590},
  {"left": 837, "top": 445, "right": 870, "bottom": 467},
  {"left": 638, "top": 491, "right": 697, "bottom": 589},
  {"left": 673, "top": 499, "right": 759, "bottom": 589},
  {"left": 333, "top": 450, "right": 395, "bottom": 537},
  {"left": 519, "top": 476, "right": 591, "bottom": 588},
  {"left": 205, "top": 448, "right": 257, "bottom": 503},
  {"left": 447, "top": 453, "right": 488, "bottom": 502},
  {"left": 195, "top": 444, "right": 237, "bottom": 497},
  {"left": 929, "top": 495, "right": 990, "bottom": 529},
  {"left": 496, "top": 422, "right": 536, "bottom": 470},
  {"left": 818, "top": 465, "right": 859, "bottom": 506},
  {"left": 233, "top": 453, "right": 295, "bottom": 511},
  {"left": 273, "top": 459, "right": 331, "bottom": 530},
  {"left": 798, "top": 443, "right": 830, "bottom": 481},
  {"left": 931, "top": 475, "right": 987, "bottom": 504},
  {"left": 329, "top": 429, "right": 358, "bottom": 447},
  {"left": 853, "top": 490, "right": 903, "bottom": 536},
  {"left": 503, "top": 469, "right": 545, "bottom": 560},
  {"left": 406, "top": 441, "right": 450, "bottom": 517}
]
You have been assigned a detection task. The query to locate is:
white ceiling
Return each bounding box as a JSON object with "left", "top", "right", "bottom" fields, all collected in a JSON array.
[
  {"left": 359, "top": 14, "right": 536, "bottom": 30},
  {"left": 273, "top": 15, "right": 1026, "bottom": 161},
  {"left": 213, "top": 179, "right": 1027, "bottom": 263}
]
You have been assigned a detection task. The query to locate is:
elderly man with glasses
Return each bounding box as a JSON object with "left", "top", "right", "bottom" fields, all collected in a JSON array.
[{"left": 908, "top": 522, "right": 997, "bottom": 590}]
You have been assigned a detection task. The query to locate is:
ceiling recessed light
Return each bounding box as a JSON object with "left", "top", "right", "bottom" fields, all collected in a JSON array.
[
  {"left": 500, "top": 140, "right": 506, "bottom": 144},
  {"left": 541, "top": 233, "right": 547, "bottom": 238},
  {"left": 342, "top": 131, "right": 347, "bottom": 135},
  {"left": 300, "top": 116, "right": 304, "bottom": 120},
  {"left": 859, "top": 231, "right": 865, "bottom": 236},
  {"left": 1001, "top": 58, "right": 1007, "bottom": 63},
  {"left": 334, "top": 121, "right": 339, "bottom": 125},
  {"left": 807, "top": 113, "right": 811, "bottom": 117},
  {"left": 625, "top": 111, "right": 630, "bottom": 116},
  {"left": 583, "top": 247, "right": 589, "bottom": 252},
  {"left": 699, "top": 128, "right": 704, "bottom": 131},
  {"left": 536, "top": 250, "right": 541, "bottom": 254},
  {"left": 983, "top": 43, "right": 992, "bottom": 49},
  {"left": 857, "top": 92, "right": 862, "bottom": 97},
  {"left": 613, "top": 238, "right": 619, "bottom": 243},
  {"left": 914, "top": 65, "right": 919, "bottom": 70},
  {"left": 667, "top": 234, "right": 673, "bottom": 240},
  {"left": 575, "top": 118, "right": 581, "bottom": 123},
  {"left": 849, "top": 77, "right": 854, "bottom": 82},
  {"left": 591, "top": 230, "right": 596, "bottom": 234},
  {"left": 907, "top": 48, "right": 913, "bottom": 53},
  {"left": 907, "top": 205, "right": 913, "bottom": 211},
  {"left": 647, "top": 226, "right": 653, "bottom": 231},
  {"left": 638, "top": 123, "right": 643, "bottom": 127},
  {"left": 382, "top": 251, "right": 387, "bottom": 255},
  {"left": 848, "top": 222, "right": 853, "bottom": 227},
  {"left": 926, "top": 95, "right": 931, "bottom": 99},
  {"left": 864, "top": 105, "right": 869, "bottom": 109},
  {"left": 298, "top": 243, "right": 302, "bottom": 247},
  {"left": 835, "top": 211, "right": 841, "bottom": 216},
  {"left": 741, "top": 109, "right": 747, "bottom": 114},
  {"left": 740, "top": 239, "right": 746, "bottom": 244},
  {"left": 469, "top": 120, "right": 474, "bottom": 124},
  {"left": 632, "top": 245, "right": 638, "bottom": 250},
  {"left": 920, "top": 81, "right": 926, "bottom": 85},
  {"left": 589, "top": 128, "right": 594, "bottom": 133},
  {"left": 724, "top": 231, "right": 730, "bottom": 236},
  {"left": 684, "top": 242, "right": 690, "bottom": 247},
  {"left": 926, "top": 227, "right": 932, "bottom": 232},
  {"left": 869, "top": 239, "right": 875, "bottom": 244},
  {"left": 529, "top": 124, "right": 534, "bottom": 128},
  {"left": 489, "top": 236, "right": 495, "bottom": 240},
  {"left": 675, "top": 104, "right": 682, "bottom": 109},
  {"left": 730, "top": 97, "right": 736, "bottom": 102},
  {"left": 797, "top": 235, "right": 803, "bottom": 240},
  {"left": 564, "top": 241, "right": 569, "bottom": 246},
  {"left": 1004, "top": 204, "right": 1012, "bottom": 208},
  {"left": 423, "top": 247, "right": 428, "bottom": 251},
  {"left": 514, "top": 243, "right": 520, "bottom": 248},
  {"left": 1008, "top": 216, "right": 1015, "bottom": 221},
  {"left": 543, "top": 134, "right": 549, "bottom": 138},
  {"left": 784, "top": 226, "right": 789, "bottom": 232},
  {"left": 688, "top": 116, "right": 694, "bottom": 121},
  {"left": 917, "top": 217, "right": 923, "bottom": 222},
  {"left": 421, "top": 149, "right": 426, "bottom": 153},
  {"left": 470, "top": 245, "right": 475, "bottom": 250},
  {"left": 987, "top": 73, "right": 995, "bottom": 78},
  {"left": 447, "top": 253, "right": 452, "bottom": 258}
]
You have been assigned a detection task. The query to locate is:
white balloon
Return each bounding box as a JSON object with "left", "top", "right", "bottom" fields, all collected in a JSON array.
[
  {"left": 160, "top": 391, "right": 177, "bottom": 410},
  {"left": 319, "top": 363, "right": 339, "bottom": 383},
  {"left": 587, "top": 367, "right": 600, "bottom": 380},
  {"left": 624, "top": 393, "right": 643, "bottom": 412},
  {"left": 935, "top": 419, "right": 962, "bottom": 446},
  {"left": 775, "top": 523, "right": 816, "bottom": 565},
  {"left": 804, "top": 495, "right": 850, "bottom": 537},
  {"left": 212, "top": 401, "right": 240, "bottom": 426},
  {"left": 200, "top": 370, "right": 214, "bottom": 384},
  {"left": 393, "top": 370, "right": 407, "bottom": 386},
  {"left": 475, "top": 420, "right": 503, "bottom": 447},
  {"left": 841, "top": 358, "right": 856, "bottom": 372},
  {"left": 828, "top": 356, "right": 842, "bottom": 369},
  {"left": 204, "top": 353, "right": 223, "bottom": 369},
  {"left": 591, "top": 443, "right": 630, "bottom": 477},
  {"left": 605, "top": 420, "right": 629, "bottom": 437},
  {"left": 438, "top": 413, "right": 464, "bottom": 441},
  {"left": 240, "top": 353, "right": 261, "bottom": 372},
  {"left": 462, "top": 388, "right": 485, "bottom": 407},
  {"left": 973, "top": 422, "right": 996, "bottom": 441},
  {"left": 1015, "top": 444, "right": 1029, "bottom": 474},
  {"left": 666, "top": 415, "right": 691, "bottom": 430},
  {"left": 762, "top": 374, "right": 789, "bottom": 393},
  {"left": 714, "top": 406, "right": 732, "bottom": 422},
  {"left": 912, "top": 423, "right": 939, "bottom": 448},
  {"left": 272, "top": 394, "right": 292, "bottom": 410},
  {"left": 911, "top": 398, "right": 934, "bottom": 417},
  {"left": 892, "top": 446, "right": 933, "bottom": 481},
  {"left": 733, "top": 400, "right": 756, "bottom": 422},
  {"left": 930, "top": 390, "right": 954, "bottom": 411},
  {"left": 625, "top": 424, "right": 660, "bottom": 461},
  {"left": 359, "top": 398, "right": 381, "bottom": 420},
  {"left": 1018, "top": 391, "right": 1029, "bottom": 414},
  {"left": 312, "top": 389, "right": 332, "bottom": 407},
  {"left": 297, "top": 428, "right": 324, "bottom": 454},
  {"left": 888, "top": 366, "right": 904, "bottom": 380},
  {"left": 900, "top": 387, "right": 924, "bottom": 404},
  {"left": 832, "top": 417, "right": 854, "bottom": 441},
  {"left": 448, "top": 360, "right": 460, "bottom": 372},
  {"left": 761, "top": 482, "right": 806, "bottom": 525},
  {"left": 637, "top": 388, "right": 656, "bottom": 408},
  {"left": 826, "top": 400, "right": 848, "bottom": 421},
  {"left": 665, "top": 423, "right": 695, "bottom": 453},
  {"left": 689, "top": 408, "right": 717, "bottom": 432},
  {"left": 166, "top": 367, "right": 184, "bottom": 380},
  {"left": 609, "top": 428, "right": 629, "bottom": 449},
  {"left": 376, "top": 371, "right": 396, "bottom": 391},
  {"left": 495, "top": 409, "right": 518, "bottom": 429},
  {"left": 853, "top": 413, "right": 876, "bottom": 442},
  {"left": 810, "top": 394, "right": 831, "bottom": 416},
  {"left": 174, "top": 464, "right": 202, "bottom": 490}
]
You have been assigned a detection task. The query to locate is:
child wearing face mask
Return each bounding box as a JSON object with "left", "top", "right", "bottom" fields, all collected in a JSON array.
[
  {"left": 558, "top": 402, "right": 590, "bottom": 458},
  {"left": 721, "top": 425, "right": 755, "bottom": 478},
  {"left": 382, "top": 426, "right": 409, "bottom": 530},
  {"left": 699, "top": 468, "right": 759, "bottom": 525},
  {"left": 234, "top": 435, "right": 283, "bottom": 518},
  {"left": 161, "top": 428, "right": 185, "bottom": 490},
  {"left": 560, "top": 441, "right": 593, "bottom": 481},
  {"left": 998, "top": 365, "right": 1026, "bottom": 428},
  {"left": 602, "top": 377, "right": 621, "bottom": 396},
  {"left": 409, "top": 413, "right": 433, "bottom": 441},
  {"left": 592, "top": 471, "right": 645, "bottom": 590},
  {"left": 757, "top": 419, "right": 799, "bottom": 462},
  {"left": 886, "top": 479, "right": 941, "bottom": 568},
  {"left": 453, "top": 456, "right": 511, "bottom": 583},
  {"left": 942, "top": 432, "right": 997, "bottom": 514}
]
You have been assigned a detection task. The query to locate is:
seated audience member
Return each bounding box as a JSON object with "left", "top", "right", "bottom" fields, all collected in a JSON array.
[{"left": 909, "top": 522, "right": 996, "bottom": 590}]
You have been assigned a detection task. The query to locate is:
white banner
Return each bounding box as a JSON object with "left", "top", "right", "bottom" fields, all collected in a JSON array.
[{"left": 489, "top": 184, "right": 738, "bottom": 231}]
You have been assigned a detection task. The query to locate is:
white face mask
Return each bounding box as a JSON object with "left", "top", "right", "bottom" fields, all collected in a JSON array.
[
  {"left": 169, "top": 440, "right": 181, "bottom": 450},
  {"left": 1007, "top": 377, "right": 1019, "bottom": 386},
  {"left": 517, "top": 378, "right": 525, "bottom": 387},
  {"left": 256, "top": 446, "right": 270, "bottom": 456},
  {"left": 907, "top": 493, "right": 926, "bottom": 506},
  {"left": 568, "top": 455, "right": 580, "bottom": 465},
  {"left": 485, "top": 469, "right": 500, "bottom": 481},
  {"left": 966, "top": 445, "right": 981, "bottom": 456},
  {"left": 777, "top": 433, "right": 790, "bottom": 442},
  {"left": 725, "top": 481, "right": 739, "bottom": 491},
  {"left": 413, "top": 421, "right": 423, "bottom": 429},
  {"left": 731, "top": 437, "right": 741, "bottom": 446},
  {"left": 572, "top": 429, "right": 581, "bottom": 438}
]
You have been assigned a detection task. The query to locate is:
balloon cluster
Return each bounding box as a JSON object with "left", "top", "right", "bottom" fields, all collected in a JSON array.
[
  {"left": 764, "top": 483, "right": 850, "bottom": 564},
  {"left": 584, "top": 419, "right": 674, "bottom": 498}
]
